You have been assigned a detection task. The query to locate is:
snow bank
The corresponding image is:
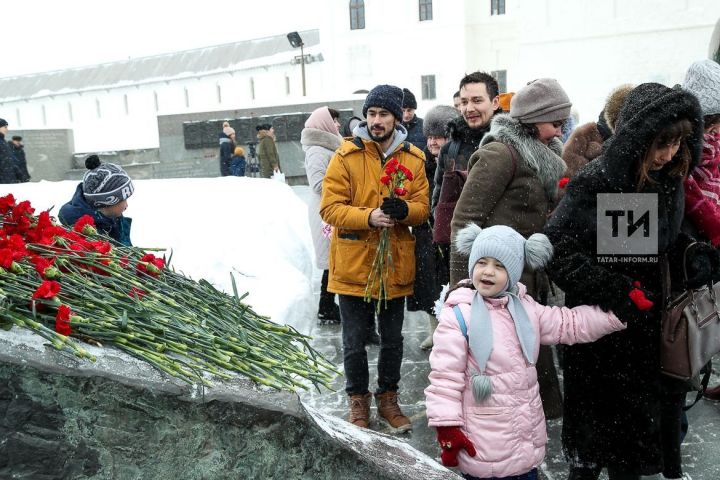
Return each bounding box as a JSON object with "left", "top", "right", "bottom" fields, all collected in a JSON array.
[{"left": 1, "top": 176, "right": 316, "bottom": 334}]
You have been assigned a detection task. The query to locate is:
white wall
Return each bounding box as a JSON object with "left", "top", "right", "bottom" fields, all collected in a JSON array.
[{"left": 515, "top": 0, "right": 720, "bottom": 123}]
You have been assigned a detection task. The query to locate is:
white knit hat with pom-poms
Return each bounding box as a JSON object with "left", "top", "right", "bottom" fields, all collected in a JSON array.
[{"left": 455, "top": 223, "right": 553, "bottom": 287}]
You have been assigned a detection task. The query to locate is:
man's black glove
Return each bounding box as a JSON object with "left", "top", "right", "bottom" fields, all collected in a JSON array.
[
  {"left": 380, "top": 197, "right": 409, "bottom": 220},
  {"left": 685, "top": 242, "right": 720, "bottom": 289}
]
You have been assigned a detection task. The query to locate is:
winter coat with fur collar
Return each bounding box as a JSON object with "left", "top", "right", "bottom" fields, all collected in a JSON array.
[
  {"left": 425, "top": 284, "right": 624, "bottom": 479},
  {"left": 544, "top": 83, "right": 704, "bottom": 474},
  {"left": 320, "top": 128, "right": 429, "bottom": 299},
  {"left": 449, "top": 114, "right": 566, "bottom": 287}
]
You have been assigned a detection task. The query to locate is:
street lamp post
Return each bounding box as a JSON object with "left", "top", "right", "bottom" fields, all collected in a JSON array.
[{"left": 286, "top": 31, "right": 306, "bottom": 96}]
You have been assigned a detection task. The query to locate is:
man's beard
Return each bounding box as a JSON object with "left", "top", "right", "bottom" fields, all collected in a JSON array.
[{"left": 369, "top": 127, "right": 395, "bottom": 144}]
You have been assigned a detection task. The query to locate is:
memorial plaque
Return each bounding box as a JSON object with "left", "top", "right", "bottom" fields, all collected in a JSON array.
[{"left": 183, "top": 122, "right": 203, "bottom": 150}]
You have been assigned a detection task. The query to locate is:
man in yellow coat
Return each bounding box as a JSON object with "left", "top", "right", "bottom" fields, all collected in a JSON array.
[{"left": 320, "top": 84, "right": 429, "bottom": 433}]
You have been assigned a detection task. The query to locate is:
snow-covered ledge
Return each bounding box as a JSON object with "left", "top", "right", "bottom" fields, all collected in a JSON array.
[{"left": 0, "top": 327, "right": 459, "bottom": 479}]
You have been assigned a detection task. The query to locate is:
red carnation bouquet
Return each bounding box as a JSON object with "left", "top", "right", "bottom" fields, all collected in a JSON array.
[
  {"left": 365, "top": 157, "right": 413, "bottom": 311},
  {"left": 0, "top": 194, "right": 335, "bottom": 391}
]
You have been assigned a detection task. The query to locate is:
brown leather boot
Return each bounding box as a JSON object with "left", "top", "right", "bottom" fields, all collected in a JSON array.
[
  {"left": 375, "top": 391, "right": 412, "bottom": 433},
  {"left": 348, "top": 393, "right": 372, "bottom": 428}
]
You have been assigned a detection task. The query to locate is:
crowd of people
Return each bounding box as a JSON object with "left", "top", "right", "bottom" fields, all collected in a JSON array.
[
  {"left": 308, "top": 58, "right": 720, "bottom": 480},
  {"left": 2, "top": 52, "right": 719, "bottom": 480}
]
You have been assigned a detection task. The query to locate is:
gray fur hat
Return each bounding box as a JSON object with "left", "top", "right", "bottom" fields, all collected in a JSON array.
[
  {"left": 682, "top": 59, "right": 720, "bottom": 116},
  {"left": 422, "top": 105, "right": 460, "bottom": 137},
  {"left": 455, "top": 224, "right": 553, "bottom": 288},
  {"left": 510, "top": 78, "right": 572, "bottom": 124},
  {"left": 82, "top": 155, "right": 134, "bottom": 207}
]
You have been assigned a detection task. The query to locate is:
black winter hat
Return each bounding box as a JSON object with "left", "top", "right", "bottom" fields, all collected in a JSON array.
[
  {"left": 363, "top": 84, "right": 404, "bottom": 120},
  {"left": 0, "top": 118, "right": 7, "bottom": 128},
  {"left": 402, "top": 88, "right": 417, "bottom": 110},
  {"left": 82, "top": 155, "right": 134, "bottom": 207}
]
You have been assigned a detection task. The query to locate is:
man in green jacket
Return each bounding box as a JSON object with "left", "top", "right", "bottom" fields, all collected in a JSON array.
[{"left": 256, "top": 124, "right": 281, "bottom": 178}]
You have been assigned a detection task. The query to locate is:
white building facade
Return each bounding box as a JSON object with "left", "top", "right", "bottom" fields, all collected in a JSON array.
[{"left": 1, "top": 0, "right": 719, "bottom": 153}]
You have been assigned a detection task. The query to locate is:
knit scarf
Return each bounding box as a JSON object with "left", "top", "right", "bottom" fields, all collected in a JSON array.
[
  {"left": 467, "top": 287, "right": 536, "bottom": 403},
  {"left": 688, "top": 132, "right": 720, "bottom": 205}
]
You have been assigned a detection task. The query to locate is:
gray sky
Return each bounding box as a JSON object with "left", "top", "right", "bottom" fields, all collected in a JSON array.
[{"left": 2, "top": 0, "right": 315, "bottom": 78}]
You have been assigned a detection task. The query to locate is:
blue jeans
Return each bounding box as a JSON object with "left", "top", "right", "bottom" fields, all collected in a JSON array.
[
  {"left": 339, "top": 295, "right": 404, "bottom": 395},
  {"left": 463, "top": 467, "right": 537, "bottom": 480}
]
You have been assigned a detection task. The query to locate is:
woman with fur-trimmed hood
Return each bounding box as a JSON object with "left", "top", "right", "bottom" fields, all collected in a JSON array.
[
  {"left": 545, "top": 83, "right": 716, "bottom": 479},
  {"left": 560, "top": 84, "right": 634, "bottom": 191},
  {"left": 449, "top": 78, "right": 570, "bottom": 420}
]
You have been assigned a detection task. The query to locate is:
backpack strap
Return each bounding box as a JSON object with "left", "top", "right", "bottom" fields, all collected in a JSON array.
[{"left": 452, "top": 305, "right": 469, "bottom": 342}]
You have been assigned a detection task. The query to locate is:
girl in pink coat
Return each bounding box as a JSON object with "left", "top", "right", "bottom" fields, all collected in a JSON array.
[{"left": 425, "top": 224, "right": 645, "bottom": 480}]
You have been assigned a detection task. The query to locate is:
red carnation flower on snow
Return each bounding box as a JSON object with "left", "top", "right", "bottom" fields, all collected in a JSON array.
[
  {"left": 90, "top": 240, "right": 113, "bottom": 255},
  {"left": 137, "top": 253, "right": 165, "bottom": 277},
  {"left": 129, "top": 287, "right": 147, "bottom": 300},
  {"left": 73, "top": 215, "right": 98, "bottom": 235},
  {"left": 558, "top": 177, "right": 570, "bottom": 189},
  {"left": 0, "top": 194, "right": 16, "bottom": 214},
  {"left": 32, "top": 280, "right": 61, "bottom": 300},
  {"left": 55, "top": 305, "right": 72, "bottom": 336}
]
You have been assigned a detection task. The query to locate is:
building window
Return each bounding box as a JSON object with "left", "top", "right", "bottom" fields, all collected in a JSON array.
[
  {"left": 250, "top": 77, "right": 256, "bottom": 100},
  {"left": 350, "top": 0, "right": 365, "bottom": 30},
  {"left": 68, "top": 102, "right": 74, "bottom": 122},
  {"left": 491, "top": 0, "right": 505, "bottom": 15},
  {"left": 285, "top": 76, "right": 291, "bottom": 95},
  {"left": 154, "top": 91, "right": 159, "bottom": 112},
  {"left": 216, "top": 84, "right": 222, "bottom": 104},
  {"left": 419, "top": 0, "right": 432, "bottom": 21},
  {"left": 491, "top": 70, "right": 507, "bottom": 93},
  {"left": 184, "top": 88, "right": 190, "bottom": 108},
  {"left": 124, "top": 94, "right": 130, "bottom": 115},
  {"left": 421, "top": 75, "right": 436, "bottom": 100},
  {"left": 96, "top": 98, "right": 102, "bottom": 118},
  {"left": 42, "top": 105, "right": 47, "bottom": 126}
]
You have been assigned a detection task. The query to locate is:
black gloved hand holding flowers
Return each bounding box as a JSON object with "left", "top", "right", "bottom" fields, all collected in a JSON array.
[{"left": 380, "top": 197, "right": 409, "bottom": 220}]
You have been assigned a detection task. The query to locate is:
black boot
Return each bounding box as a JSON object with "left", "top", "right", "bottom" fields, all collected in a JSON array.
[{"left": 318, "top": 270, "right": 341, "bottom": 324}]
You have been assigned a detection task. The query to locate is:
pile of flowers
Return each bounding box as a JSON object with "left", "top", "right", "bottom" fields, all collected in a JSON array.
[
  {"left": 0, "top": 194, "right": 336, "bottom": 391},
  {"left": 365, "top": 157, "right": 413, "bottom": 312}
]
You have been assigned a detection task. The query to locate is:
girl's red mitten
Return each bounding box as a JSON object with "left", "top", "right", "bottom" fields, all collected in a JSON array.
[
  {"left": 436, "top": 426, "right": 477, "bottom": 467},
  {"left": 629, "top": 281, "right": 654, "bottom": 311}
]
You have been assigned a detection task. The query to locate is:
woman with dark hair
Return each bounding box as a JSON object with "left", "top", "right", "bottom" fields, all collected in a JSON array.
[{"left": 544, "top": 83, "right": 716, "bottom": 480}]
